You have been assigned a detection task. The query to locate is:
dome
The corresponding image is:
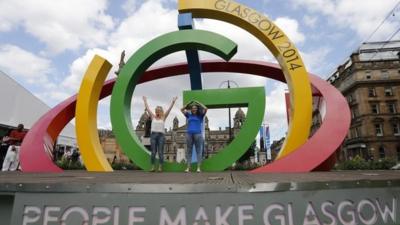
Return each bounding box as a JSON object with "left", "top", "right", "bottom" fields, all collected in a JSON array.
[{"left": 234, "top": 108, "right": 245, "bottom": 119}]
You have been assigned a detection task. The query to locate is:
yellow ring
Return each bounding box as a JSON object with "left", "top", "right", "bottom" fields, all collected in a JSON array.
[
  {"left": 75, "top": 55, "right": 113, "bottom": 171},
  {"left": 178, "top": 0, "right": 313, "bottom": 159}
]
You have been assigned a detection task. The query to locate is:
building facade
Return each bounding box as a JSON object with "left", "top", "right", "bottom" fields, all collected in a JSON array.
[
  {"left": 327, "top": 41, "right": 400, "bottom": 161},
  {"left": 99, "top": 129, "right": 131, "bottom": 163},
  {"left": 100, "top": 108, "right": 247, "bottom": 163}
]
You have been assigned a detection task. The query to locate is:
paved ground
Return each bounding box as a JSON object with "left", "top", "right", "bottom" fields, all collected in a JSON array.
[{"left": 0, "top": 170, "right": 399, "bottom": 185}]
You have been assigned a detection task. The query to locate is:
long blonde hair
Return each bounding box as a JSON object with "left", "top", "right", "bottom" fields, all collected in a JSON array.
[{"left": 155, "top": 106, "right": 164, "bottom": 119}]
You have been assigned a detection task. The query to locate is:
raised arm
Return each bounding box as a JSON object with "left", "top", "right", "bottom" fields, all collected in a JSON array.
[
  {"left": 180, "top": 106, "right": 188, "bottom": 117},
  {"left": 164, "top": 97, "right": 178, "bottom": 120},
  {"left": 197, "top": 101, "right": 208, "bottom": 115},
  {"left": 142, "top": 96, "right": 155, "bottom": 119}
]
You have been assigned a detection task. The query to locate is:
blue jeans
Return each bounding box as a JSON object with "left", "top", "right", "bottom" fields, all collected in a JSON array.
[
  {"left": 186, "top": 133, "right": 203, "bottom": 167},
  {"left": 150, "top": 132, "right": 165, "bottom": 165}
]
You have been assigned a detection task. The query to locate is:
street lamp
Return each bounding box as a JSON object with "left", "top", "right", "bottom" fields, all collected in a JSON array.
[{"left": 219, "top": 80, "right": 239, "bottom": 141}]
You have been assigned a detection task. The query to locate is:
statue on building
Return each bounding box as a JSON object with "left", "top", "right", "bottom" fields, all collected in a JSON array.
[
  {"left": 234, "top": 108, "right": 246, "bottom": 128},
  {"left": 173, "top": 116, "right": 179, "bottom": 130},
  {"left": 115, "top": 50, "right": 126, "bottom": 76},
  {"left": 136, "top": 110, "right": 150, "bottom": 130},
  {"left": 144, "top": 115, "right": 152, "bottom": 138}
]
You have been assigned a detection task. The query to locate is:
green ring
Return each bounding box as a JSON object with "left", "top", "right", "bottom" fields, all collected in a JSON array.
[{"left": 110, "top": 30, "right": 238, "bottom": 171}]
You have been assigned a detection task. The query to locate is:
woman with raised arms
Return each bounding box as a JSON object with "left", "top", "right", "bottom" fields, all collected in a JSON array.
[
  {"left": 181, "top": 101, "right": 208, "bottom": 172},
  {"left": 143, "top": 96, "right": 177, "bottom": 172}
]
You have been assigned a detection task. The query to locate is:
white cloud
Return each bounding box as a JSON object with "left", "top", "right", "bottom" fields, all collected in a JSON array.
[
  {"left": 0, "top": 0, "right": 115, "bottom": 54},
  {"left": 62, "top": 48, "right": 115, "bottom": 93},
  {"left": 303, "top": 15, "right": 318, "bottom": 28},
  {"left": 275, "top": 17, "right": 306, "bottom": 44},
  {"left": 0, "top": 44, "right": 52, "bottom": 84},
  {"left": 265, "top": 82, "right": 288, "bottom": 140},
  {"left": 2, "top": 0, "right": 304, "bottom": 141},
  {"left": 301, "top": 47, "right": 332, "bottom": 75},
  {"left": 291, "top": 0, "right": 400, "bottom": 41},
  {"left": 58, "top": 0, "right": 306, "bottom": 142}
]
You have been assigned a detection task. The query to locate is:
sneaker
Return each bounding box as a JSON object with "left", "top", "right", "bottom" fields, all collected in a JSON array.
[
  {"left": 185, "top": 167, "right": 190, "bottom": 173},
  {"left": 197, "top": 167, "right": 201, "bottom": 173},
  {"left": 149, "top": 166, "right": 155, "bottom": 172},
  {"left": 158, "top": 166, "right": 163, "bottom": 172}
]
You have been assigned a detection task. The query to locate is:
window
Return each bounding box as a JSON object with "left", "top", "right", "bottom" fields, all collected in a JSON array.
[
  {"left": 355, "top": 127, "right": 361, "bottom": 138},
  {"left": 347, "top": 94, "right": 354, "bottom": 103},
  {"left": 381, "top": 70, "right": 389, "bottom": 79},
  {"left": 366, "top": 71, "right": 372, "bottom": 79},
  {"left": 351, "top": 107, "right": 359, "bottom": 119},
  {"left": 351, "top": 109, "right": 356, "bottom": 119},
  {"left": 385, "top": 87, "right": 393, "bottom": 96},
  {"left": 393, "top": 123, "right": 400, "bottom": 136},
  {"left": 379, "top": 146, "right": 385, "bottom": 159},
  {"left": 375, "top": 124, "right": 384, "bottom": 136},
  {"left": 397, "top": 146, "right": 400, "bottom": 161},
  {"left": 368, "top": 88, "right": 376, "bottom": 97},
  {"left": 352, "top": 127, "right": 360, "bottom": 138},
  {"left": 371, "top": 104, "right": 380, "bottom": 114},
  {"left": 388, "top": 103, "right": 397, "bottom": 114}
]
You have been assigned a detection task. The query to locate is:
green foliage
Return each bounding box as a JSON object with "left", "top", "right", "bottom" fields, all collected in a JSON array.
[
  {"left": 370, "top": 158, "right": 397, "bottom": 170},
  {"left": 111, "top": 162, "right": 140, "bottom": 170},
  {"left": 56, "top": 160, "right": 141, "bottom": 170},
  {"left": 238, "top": 140, "right": 256, "bottom": 163},
  {"left": 335, "top": 156, "right": 397, "bottom": 170},
  {"left": 231, "top": 161, "right": 261, "bottom": 171},
  {"left": 56, "top": 160, "right": 85, "bottom": 170}
]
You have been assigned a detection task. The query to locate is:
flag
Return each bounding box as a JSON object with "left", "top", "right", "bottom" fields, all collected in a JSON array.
[{"left": 265, "top": 125, "right": 272, "bottom": 160}]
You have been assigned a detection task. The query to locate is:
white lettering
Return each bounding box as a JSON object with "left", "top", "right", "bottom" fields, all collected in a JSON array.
[
  {"left": 357, "top": 199, "right": 377, "bottom": 225},
  {"left": 22, "top": 206, "right": 41, "bottom": 225},
  {"left": 303, "top": 202, "right": 321, "bottom": 225},
  {"left": 376, "top": 198, "right": 397, "bottom": 223},
  {"left": 238, "top": 205, "right": 254, "bottom": 225},
  {"left": 43, "top": 206, "right": 60, "bottom": 225},
  {"left": 61, "top": 207, "right": 89, "bottom": 225},
  {"left": 113, "top": 207, "right": 120, "bottom": 225},
  {"left": 216, "top": 206, "right": 233, "bottom": 225},
  {"left": 264, "top": 204, "right": 286, "bottom": 225},
  {"left": 321, "top": 201, "right": 337, "bottom": 225},
  {"left": 337, "top": 201, "right": 356, "bottom": 225},
  {"left": 92, "top": 207, "right": 111, "bottom": 225},
  {"left": 160, "top": 207, "right": 186, "bottom": 225},
  {"left": 193, "top": 206, "right": 210, "bottom": 225},
  {"left": 129, "top": 207, "right": 146, "bottom": 225},
  {"left": 288, "top": 203, "right": 294, "bottom": 225}
]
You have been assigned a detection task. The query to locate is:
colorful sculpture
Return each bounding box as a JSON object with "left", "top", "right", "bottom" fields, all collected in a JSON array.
[{"left": 19, "top": 0, "right": 351, "bottom": 173}]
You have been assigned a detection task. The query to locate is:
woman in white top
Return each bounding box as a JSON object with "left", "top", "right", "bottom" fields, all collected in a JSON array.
[{"left": 143, "top": 96, "right": 177, "bottom": 172}]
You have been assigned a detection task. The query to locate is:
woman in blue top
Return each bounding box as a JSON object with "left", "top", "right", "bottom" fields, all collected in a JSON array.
[{"left": 181, "top": 102, "right": 208, "bottom": 172}]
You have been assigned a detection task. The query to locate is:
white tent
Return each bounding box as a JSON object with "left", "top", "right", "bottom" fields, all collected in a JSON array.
[{"left": 0, "top": 70, "right": 76, "bottom": 146}]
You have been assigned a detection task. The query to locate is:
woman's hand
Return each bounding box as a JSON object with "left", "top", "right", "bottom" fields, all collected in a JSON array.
[
  {"left": 142, "top": 96, "right": 155, "bottom": 118},
  {"left": 165, "top": 97, "right": 179, "bottom": 119}
]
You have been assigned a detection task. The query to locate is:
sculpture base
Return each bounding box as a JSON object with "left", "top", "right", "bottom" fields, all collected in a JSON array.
[{"left": 1, "top": 171, "right": 399, "bottom": 225}]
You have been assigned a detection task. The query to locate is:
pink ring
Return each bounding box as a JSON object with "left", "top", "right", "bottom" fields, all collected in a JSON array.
[{"left": 20, "top": 60, "right": 350, "bottom": 173}]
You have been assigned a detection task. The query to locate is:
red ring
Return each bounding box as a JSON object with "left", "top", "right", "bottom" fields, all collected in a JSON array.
[{"left": 20, "top": 60, "right": 350, "bottom": 173}]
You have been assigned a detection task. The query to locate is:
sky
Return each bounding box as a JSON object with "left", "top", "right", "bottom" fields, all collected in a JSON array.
[{"left": 0, "top": 0, "right": 399, "bottom": 142}]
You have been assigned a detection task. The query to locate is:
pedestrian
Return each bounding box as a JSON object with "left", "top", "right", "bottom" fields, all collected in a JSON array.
[
  {"left": 143, "top": 96, "right": 178, "bottom": 172},
  {"left": 181, "top": 101, "right": 208, "bottom": 172},
  {"left": 1, "top": 124, "right": 26, "bottom": 171},
  {"left": 1, "top": 146, "right": 17, "bottom": 171}
]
